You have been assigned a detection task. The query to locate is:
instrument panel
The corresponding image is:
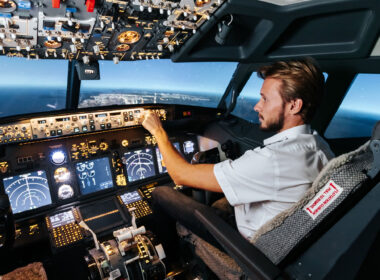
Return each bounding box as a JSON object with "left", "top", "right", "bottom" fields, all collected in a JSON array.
[
  {"left": 0, "top": 127, "right": 197, "bottom": 216},
  {"left": 0, "top": 105, "right": 200, "bottom": 249}
]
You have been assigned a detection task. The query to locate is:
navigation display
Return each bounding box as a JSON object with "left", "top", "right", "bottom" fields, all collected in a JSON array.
[
  {"left": 50, "top": 210, "right": 75, "bottom": 228},
  {"left": 156, "top": 142, "right": 181, "bottom": 174},
  {"left": 2, "top": 170, "right": 52, "bottom": 214},
  {"left": 124, "top": 148, "right": 156, "bottom": 182},
  {"left": 75, "top": 157, "right": 113, "bottom": 195},
  {"left": 120, "top": 191, "right": 142, "bottom": 204}
]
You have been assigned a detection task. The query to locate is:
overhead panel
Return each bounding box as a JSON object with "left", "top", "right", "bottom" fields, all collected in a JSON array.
[{"left": 0, "top": 0, "right": 225, "bottom": 62}]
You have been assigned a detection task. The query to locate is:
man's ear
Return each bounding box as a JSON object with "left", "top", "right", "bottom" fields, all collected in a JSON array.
[{"left": 289, "top": 98, "right": 303, "bottom": 115}]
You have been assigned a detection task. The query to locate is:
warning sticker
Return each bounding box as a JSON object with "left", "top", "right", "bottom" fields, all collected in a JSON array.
[{"left": 304, "top": 180, "right": 343, "bottom": 220}]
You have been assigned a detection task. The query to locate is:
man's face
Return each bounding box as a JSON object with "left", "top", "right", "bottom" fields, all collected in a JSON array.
[{"left": 254, "top": 77, "right": 285, "bottom": 132}]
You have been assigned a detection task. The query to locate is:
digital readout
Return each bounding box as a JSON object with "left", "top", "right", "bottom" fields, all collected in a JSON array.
[
  {"left": 75, "top": 157, "right": 114, "bottom": 195},
  {"left": 49, "top": 210, "right": 75, "bottom": 228},
  {"left": 120, "top": 191, "right": 142, "bottom": 204}
]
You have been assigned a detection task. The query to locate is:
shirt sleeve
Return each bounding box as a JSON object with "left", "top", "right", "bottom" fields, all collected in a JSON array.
[{"left": 213, "top": 148, "right": 276, "bottom": 206}]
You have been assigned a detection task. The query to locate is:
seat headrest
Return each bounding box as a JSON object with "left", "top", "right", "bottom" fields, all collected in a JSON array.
[{"left": 372, "top": 121, "right": 380, "bottom": 140}]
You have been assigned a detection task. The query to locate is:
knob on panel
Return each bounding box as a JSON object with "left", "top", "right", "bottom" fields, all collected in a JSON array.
[{"left": 51, "top": 150, "right": 66, "bottom": 165}]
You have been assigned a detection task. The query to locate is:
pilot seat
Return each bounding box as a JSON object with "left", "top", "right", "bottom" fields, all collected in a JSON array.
[{"left": 176, "top": 121, "right": 380, "bottom": 280}]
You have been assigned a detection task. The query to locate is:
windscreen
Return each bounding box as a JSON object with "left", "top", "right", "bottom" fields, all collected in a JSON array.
[
  {"left": 79, "top": 60, "right": 237, "bottom": 108},
  {"left": 325, "top": 74, "right": 380, "bottom": 138},
  {"left": 0, "top": 57, "right": 67, "bottom": 118}
]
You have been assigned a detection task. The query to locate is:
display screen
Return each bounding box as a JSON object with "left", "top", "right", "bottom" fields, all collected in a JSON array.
[
  {"left": 2, "top": 170, "right": 52, "bottom": 214},
  {"left": 120, "top": 191, "right": 142, "bottom": 205},
  {"left": 49, "top": 210, "right": 75, "bottom": 228},
  {"left": 75, "top": 157, "right": 114, "bottom": 195},
  {"left": 156, "top": 142, "right": 181, "bottom": 174},
  {"left": 124, "top": 148, "right": 156, "bottom": 182}
]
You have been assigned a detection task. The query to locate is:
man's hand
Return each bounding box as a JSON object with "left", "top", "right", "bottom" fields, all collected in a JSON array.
[{"left": 141, "top": 111, "right": 164, "bottom": 137}]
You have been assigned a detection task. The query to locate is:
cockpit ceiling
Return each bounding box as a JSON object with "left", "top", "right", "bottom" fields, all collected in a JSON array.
[{"left": 0, "top": 0, "right": 379, "bottom": 64}]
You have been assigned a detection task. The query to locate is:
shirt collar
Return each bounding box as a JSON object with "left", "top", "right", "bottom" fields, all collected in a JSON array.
[{"left": 263, "top": 124, "right": 312, "bottom": 145}]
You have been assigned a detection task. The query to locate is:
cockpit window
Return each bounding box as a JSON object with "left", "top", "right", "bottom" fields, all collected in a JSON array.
[
  {"left": 0, "top": 57, "right": 68, "bottom": 118},
  {"left": 231, "top": 72, "right": 262, "bottom": 123},
  {"left": 79, "top": 60, "right": 238, "bottom": 109},
  {"left": 325, "top": 74, "right": 380, "bottom": 138}
]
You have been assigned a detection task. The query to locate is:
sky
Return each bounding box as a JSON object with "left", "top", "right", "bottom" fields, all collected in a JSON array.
[{"left": 0, "top": 56, "right": 379, "bottom": 115}]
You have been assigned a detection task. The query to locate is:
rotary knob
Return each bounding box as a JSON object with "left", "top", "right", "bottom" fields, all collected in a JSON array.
[{"left": 99, "top": 142, "right": 108, "bottom": 151}]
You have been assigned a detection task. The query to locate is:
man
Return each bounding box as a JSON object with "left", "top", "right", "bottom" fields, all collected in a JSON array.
[{"left": 142, "top": 58, "right": 334, "bottom": 245}]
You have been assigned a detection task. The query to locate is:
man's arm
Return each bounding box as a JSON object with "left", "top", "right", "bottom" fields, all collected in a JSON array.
[{"left": 142, "top": 112, "right": 222, "bottom": 193}]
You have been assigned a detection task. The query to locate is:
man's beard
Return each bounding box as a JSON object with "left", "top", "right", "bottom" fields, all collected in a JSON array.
[{"left": 259, "top": 111, "right": 285, "bottom": 132}]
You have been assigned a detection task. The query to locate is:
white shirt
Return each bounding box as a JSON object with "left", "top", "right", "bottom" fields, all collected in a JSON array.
[{"left": 213, "top": 124, "right": 334, "bottom": 239}]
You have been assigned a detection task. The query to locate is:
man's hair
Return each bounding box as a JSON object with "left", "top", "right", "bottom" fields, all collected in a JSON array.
[{"left": 257, "top": 58, "right": 325, "bottom": 123}]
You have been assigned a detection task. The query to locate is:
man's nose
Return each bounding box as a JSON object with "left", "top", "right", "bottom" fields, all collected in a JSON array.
[{"left": 254, "top": 101, "right": 260, "bottom": 112}]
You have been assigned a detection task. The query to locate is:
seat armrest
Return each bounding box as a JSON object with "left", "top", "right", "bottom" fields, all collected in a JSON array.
[{"left": 194, "top": 209, "right": 284, "bottom": 280}]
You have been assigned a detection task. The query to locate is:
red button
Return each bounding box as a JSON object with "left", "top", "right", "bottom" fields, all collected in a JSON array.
[
  {"left": 52, "top": 0, "right": 60, "bottom": 8},
  {"left": 86, "top": 0, "right": 95, "bottom": 12}
]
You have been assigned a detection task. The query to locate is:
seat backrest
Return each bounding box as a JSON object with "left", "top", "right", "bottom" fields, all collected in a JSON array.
[{"left": 251, "top": 122, "right": 379, "bottom": 265}]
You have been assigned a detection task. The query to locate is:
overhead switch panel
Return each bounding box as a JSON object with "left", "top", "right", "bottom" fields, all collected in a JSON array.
[{"left": 0, "top": 0, "right": 226, "bottom": 62}]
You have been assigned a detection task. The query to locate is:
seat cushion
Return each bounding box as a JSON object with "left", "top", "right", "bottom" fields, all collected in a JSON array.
[{"left": 252, "top": 141, "right": 372, "bottom": 264}]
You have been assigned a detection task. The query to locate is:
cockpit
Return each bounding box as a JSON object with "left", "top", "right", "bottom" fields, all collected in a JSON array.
[{"left": 0, "top": 0, "right": 380, "bottom": 279}]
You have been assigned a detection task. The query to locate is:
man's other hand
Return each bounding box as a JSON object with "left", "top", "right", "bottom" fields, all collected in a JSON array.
[{"left": 142, "top": 111, "right": 164, "bottom": 136}]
